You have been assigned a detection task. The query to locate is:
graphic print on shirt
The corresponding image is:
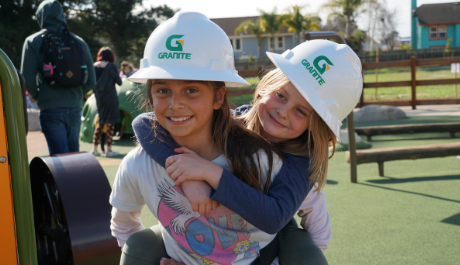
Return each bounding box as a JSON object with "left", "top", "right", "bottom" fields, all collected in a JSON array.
[{"left": 157, "top": 181, "right": 261, "bottom": 264}]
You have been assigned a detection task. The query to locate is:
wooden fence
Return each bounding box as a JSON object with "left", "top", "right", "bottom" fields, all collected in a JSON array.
[
  {"left": 234, "top": 56, "right": 460, "bottom": 109},
  {"left": 361, "top": 56, "right": 460, "bottom": 109}
]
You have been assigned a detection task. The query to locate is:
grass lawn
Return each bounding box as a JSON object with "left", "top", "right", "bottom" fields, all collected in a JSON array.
[
  {"left": 34, "top": 114, "right": 458, "bottom": 264},
  {"left": 363, "top": 67, "right": 460, "bottom": 100}
]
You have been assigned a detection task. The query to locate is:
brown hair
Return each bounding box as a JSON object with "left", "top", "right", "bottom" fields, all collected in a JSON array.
[
  {"left": 238, "top": 68, "right": 337, "bottom": 191},
  {"left": 96, "top": 47, "right": 115, "bottom": 62},
  {"left": 143, "top": 79, "right": 281, "bottom": 193}
]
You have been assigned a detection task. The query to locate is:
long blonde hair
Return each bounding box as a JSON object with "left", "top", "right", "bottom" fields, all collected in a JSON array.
[
  {"left": 144, "top": 80, "right": 281, "bottom": 194},
  {"left": 238, "top": 68, "right": 337, "bottom": 191}
]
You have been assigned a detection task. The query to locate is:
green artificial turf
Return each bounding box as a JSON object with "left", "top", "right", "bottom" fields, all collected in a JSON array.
[{"left": 57, "top": 115, "right": 459, "bottom": 264}]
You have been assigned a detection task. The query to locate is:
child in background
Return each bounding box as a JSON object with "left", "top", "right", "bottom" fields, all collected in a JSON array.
[
  {"left": 110, "top": 11, "right": 290, "bottom": 265},
  {"left": 119, "top": 61, "right": 137, "bottom": 78},
  {"left": 131, "top": 40, "right": 363, "bottom": 265},
  {"left": 94, "top": 116, "right": 107, "bottom": 154}
]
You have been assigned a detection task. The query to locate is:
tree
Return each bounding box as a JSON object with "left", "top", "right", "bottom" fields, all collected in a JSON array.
[
  {"left": 345, "top": 30, "right": 366, "bottom": 52},
  {"left": 0, "top": 0, "right": 175, "bottom": 68},
  {"left": 378, "top": 5, "right": 398, "bottom": 51},
  {"left": 67, "top": 0, "right": 176, "bottom": 65},
  {"left": 283, "top": 6, "right": 320, "bottom": 45},
  {"left": 259, "top": 8, "right": 284, "bottom": 52},
  {"left": 322, "top": 0, "right": 368, "bottom": 37},
  {"left": 235, "top": 19, "right": 264, "bottom": 59}
]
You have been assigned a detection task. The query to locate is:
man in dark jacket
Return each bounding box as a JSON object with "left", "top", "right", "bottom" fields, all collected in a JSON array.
[{"left": 21, "top": 0, "right": 96, "bottom": 155}]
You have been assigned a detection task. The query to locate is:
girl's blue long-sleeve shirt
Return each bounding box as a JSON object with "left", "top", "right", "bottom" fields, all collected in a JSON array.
[{"left": 132, "top": 112, "right": 312, "bottom": 234}]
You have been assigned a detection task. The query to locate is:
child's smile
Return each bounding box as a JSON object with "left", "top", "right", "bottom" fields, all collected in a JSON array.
[
  {"left": 150, "top": 79, "right": 223, "bottom": 151},
  {"left": 258, "top": 83, "right": 312, "bottom": 143}
]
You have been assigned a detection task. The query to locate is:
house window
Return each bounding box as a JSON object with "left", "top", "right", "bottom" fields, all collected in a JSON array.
[
  {"left": 429, "top": 26, "right": 437, "bottom": 39},
  {"left": 438, "top": 25, "right": 447, "bottom": 39},
  {"left": 230, "top": 38, "right": 242, "bottom": 52},
  {"left": 268, "top": 36, "right": 285, "bottom": 50},
  {"left": 429, "top": 25, "right": 447, "bottom": 40}
]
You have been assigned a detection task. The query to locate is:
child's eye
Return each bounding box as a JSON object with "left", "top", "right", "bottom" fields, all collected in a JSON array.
[
  {"left": 186, "top": 88, "right": 198, "bottom": 94},
  {"left": 276, "top": 92, "right": 286, "bottom": 99},
  {"left": 297, "top": 108, "right": 306, "bottom": 116},
  {"left": 156, "top": 88, "right": 170, "bottom": 94}
]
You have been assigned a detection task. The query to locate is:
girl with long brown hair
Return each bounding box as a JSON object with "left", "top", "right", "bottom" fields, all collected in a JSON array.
[
  {"left": 110, "top": 11, "right": 290, "bottom": 265},
  {"left": 132, "top": 40, "right": 363, "bottom": 265}
]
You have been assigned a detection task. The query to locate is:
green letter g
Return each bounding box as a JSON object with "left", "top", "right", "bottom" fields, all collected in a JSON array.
[
  {"left": 313, "top": 56, "right": 334, "bottom": 75},
  {"left": 166, "top": 35, "right": 184, "bottom": 51}
]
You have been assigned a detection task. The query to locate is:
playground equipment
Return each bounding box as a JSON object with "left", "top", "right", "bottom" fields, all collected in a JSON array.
[
  {"left": 80, "top": 79, "right": 144, "bottom": 143},
  {"left": 0, "top": 48, "right": 119, "bottom": 264}
]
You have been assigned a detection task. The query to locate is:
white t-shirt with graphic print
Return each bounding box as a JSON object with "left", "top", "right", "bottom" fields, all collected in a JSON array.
[{"left": 110, "top": 146, "right": 282, "bottom": 265}]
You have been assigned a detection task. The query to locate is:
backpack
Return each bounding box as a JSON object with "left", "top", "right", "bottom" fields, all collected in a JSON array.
[{"left": 40, "top": 24, "right": 88, "bottom": 87}]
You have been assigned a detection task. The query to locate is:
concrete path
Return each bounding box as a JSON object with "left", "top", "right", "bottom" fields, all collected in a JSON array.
[{"left": 26, "top": 131, "right": 47, "bottom": 160}]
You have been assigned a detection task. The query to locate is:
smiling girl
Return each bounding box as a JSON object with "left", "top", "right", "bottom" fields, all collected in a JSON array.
[
  {"left": 110, "top": 11, "right": 293, "bottom": 265},
  {"left": 131, "top": 40, "right": 363, "bottom": 265}
]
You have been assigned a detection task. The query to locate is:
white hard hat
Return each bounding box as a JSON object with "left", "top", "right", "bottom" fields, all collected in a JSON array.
[
  {"left": 128, "top": 11, "right": 249, "bottom": 87},
  {"left": 266, "top": 40, "right": 363, "bottom": 140}
]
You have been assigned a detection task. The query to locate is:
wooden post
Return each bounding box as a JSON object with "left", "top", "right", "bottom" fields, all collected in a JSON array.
[
  {"left": 375, "top": 50, "right": 379, "bottom": 100},
  {"left": 360, "top": 60, "right": 364, "bottom": 107},
  {"left": 347, "top": 112, "right": 358, "bottom": 183},
  {"left": 378, "top": 162, "right": 384, "bottom": 176},
  {"left": 455, "top": 70, "right": 458, "bottom": 97},
  {"left": 411, "top": 56, "right": 417, "bottom": 109}
]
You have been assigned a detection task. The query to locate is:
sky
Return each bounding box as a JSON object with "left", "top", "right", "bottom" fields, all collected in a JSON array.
[{"left": 144, "top": 0, "right": 460, "bottom": 38}]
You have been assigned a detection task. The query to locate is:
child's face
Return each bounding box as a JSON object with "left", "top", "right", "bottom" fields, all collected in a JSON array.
[
  {"left": 150, "top": 80, "right": 223, "bottom": 145},
  {"left": 258, "top": 83, "right": 312, "bottom": 143}
]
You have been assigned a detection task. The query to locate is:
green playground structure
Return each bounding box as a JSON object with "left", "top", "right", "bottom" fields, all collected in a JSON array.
[{"left": 80, "top": 79, "right": 145, "bottom": 143}]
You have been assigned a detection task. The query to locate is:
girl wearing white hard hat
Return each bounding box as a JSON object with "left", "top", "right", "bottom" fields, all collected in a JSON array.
[
  {"left": 109, "top": 11, "right": 317, "bottom": 265},
  {"left": 129, "top": 18, "right": 363, "bottom": 265}
]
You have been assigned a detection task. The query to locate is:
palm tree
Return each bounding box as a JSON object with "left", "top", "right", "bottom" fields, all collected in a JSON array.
[
  {"left": 235, "top": 19, "right": 264, "bottom": 59},
  {"left": 323, "top": 0, "right": 368, "bottom": 37},
  {"left": 283, "top": 5, "right": 321, "bottom": 45},
  {"left": 259, "top": 7, "right": 284, "bottom": 52}
]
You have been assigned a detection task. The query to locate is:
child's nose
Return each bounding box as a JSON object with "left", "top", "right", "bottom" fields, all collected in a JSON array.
[
  {"left": 169, "top": 94, "right": 185, "bottom": 111},
  {"left": 277, "top": 107, "right": 288, "bottom": 118}
]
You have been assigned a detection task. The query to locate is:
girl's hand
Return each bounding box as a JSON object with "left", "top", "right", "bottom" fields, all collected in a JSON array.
[
  {"left": 181, "top": 181, "right": 219, "bottom": 214},
  {"left": 165, "top": 147, "right": 223, "bottom": 189}
]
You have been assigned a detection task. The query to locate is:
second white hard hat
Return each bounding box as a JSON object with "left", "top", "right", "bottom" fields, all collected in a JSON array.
[
  {"left": 128, "top": 11, "right": 249, "bottom": 87},
  {"left": 266, "top": 40, "right": 363, "bottom": 140}
]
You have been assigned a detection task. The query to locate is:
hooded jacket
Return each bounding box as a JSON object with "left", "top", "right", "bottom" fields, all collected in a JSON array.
[{"left": 20, "top": 0, "right": 96, "bottom": 111}]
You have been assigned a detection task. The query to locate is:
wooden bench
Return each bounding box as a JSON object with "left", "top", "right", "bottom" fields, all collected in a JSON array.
[
  {"left": 345, "top": 142, "right": 460, "bottom": 177},
  {"left": 354, "top": 122, "right": 460, "bottom": 141}
]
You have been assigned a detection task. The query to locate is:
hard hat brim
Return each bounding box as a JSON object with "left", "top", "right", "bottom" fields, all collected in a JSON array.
[
  {"left": 127, "top": 65, "right": 250, "bottom": 88},
  {"left": 266, "top": 52, "right": 342, "bottom": 140}
]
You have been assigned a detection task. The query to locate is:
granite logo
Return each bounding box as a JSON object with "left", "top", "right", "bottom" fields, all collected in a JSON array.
[
  {"left": 166, "top": 35, "right": 185, "bottom": 51},
  {"left": 313, "top": 56, "right": 334, "bottom": 75},
  {"left": 301, "top": 56, "right": 334, "bottom": 86},
  {"left": 159, "top": 35, "right": 191, "bottom": 60}
]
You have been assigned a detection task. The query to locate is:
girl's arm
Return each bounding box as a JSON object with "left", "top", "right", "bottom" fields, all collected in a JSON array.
[
  {"left": 297, "top": 186, "right": 331, "bottom": 252},
  {"left": 133, "top": 113, "right": 312, "bottom": 234},
  {"left": 110, "top": 208, "right": 144, "bottom": 247},
  {"left": 109, "top": 149, "right": 146, "bottom": 246}
]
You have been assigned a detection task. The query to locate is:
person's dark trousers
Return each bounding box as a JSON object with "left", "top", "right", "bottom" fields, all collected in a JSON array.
[
  {"left": 39, "top": 107, "right": 82, "bottom": 155},
  {"left": 278, "top": 219, "right": 328, "bottom": 265},
  {"left": 121, "top": 225, "right": 168, "bottom": 265}
]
